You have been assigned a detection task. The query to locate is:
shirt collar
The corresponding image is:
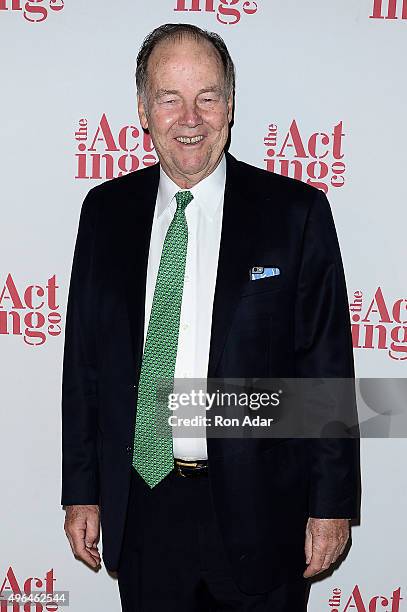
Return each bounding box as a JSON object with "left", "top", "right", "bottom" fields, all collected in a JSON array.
[{"left": 156, "top": 152, "right": 226, "bottom": 222}]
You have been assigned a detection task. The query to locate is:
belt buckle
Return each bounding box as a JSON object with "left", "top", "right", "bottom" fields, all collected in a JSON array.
[{"left": 174, "top": 459, "right": 203, "bottom": 477}]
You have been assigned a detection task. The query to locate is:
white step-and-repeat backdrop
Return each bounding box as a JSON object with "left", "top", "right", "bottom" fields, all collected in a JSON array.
[{"left": 1, "top": 1, "right": 406, "bottom": 610}]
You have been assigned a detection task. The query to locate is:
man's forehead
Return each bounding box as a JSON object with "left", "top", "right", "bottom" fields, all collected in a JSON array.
[{"left": 149, "top": 35, "right": 221, "bottom": 67}]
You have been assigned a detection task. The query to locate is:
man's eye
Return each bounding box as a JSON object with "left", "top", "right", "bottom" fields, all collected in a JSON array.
[{"left": 158, "top": 98, "right": 178, "bottom": 105}]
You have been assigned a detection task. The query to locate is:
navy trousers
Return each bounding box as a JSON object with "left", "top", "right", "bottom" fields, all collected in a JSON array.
[{"left": 117, "top": 466, "right": 311, "bottom": 611}]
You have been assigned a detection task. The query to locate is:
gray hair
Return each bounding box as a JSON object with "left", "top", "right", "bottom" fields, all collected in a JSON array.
[{"left": 136, "top": 23, "right": 235, "bottom": 106}]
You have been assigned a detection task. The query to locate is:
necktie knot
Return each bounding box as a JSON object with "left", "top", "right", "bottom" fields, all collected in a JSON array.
[{"left": 175, "top": 190, "right": 193, "bottom": 212}]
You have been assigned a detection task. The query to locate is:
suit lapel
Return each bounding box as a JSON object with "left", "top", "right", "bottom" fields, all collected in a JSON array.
[
  {"left": 207, "top": 152, "right": 259, "bottom": 377},
  {"left": 123, "top": 163, "right": 159, "bottom": 379}
]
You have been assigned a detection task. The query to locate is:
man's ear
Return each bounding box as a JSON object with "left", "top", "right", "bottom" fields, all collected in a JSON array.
[
  {"left": 137, "top": 94, "right": 149, "bottom": 130},
  {"left": 227, "top": 93, "right": 234, "bottom": 123}
]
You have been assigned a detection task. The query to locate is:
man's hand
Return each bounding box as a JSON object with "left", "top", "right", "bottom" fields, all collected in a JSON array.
[
  {"left": 303, "top": 517, "right": 350, "bottom": 578},
  {"left": 64, "top": 505, "right": 101, "bottom": 569}
]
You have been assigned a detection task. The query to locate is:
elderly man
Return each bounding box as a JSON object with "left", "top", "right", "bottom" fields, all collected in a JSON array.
[{"left": 62, "top": 23, "right": 360, "bottom": 611}]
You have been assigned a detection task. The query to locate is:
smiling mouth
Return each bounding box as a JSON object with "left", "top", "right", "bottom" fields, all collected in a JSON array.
[{"left": 175, "top": 135, "right": 205, "bottom": 145}]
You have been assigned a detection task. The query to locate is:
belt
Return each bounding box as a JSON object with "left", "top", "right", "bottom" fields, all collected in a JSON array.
[{"left": 174, "top": 458, "right": 208, "bottom": 478}]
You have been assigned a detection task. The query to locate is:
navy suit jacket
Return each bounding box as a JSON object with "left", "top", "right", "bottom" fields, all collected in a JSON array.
[{"left": 61, "top": 151, "right": 361, "bottom": 593}]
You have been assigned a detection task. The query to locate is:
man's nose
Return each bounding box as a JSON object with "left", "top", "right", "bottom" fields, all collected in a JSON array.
[{"left": 178, "top": 102, "right": 203, "bottom": 128}]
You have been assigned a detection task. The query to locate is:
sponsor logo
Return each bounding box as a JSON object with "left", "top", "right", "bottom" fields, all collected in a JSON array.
[
  {"left": 75, "top": 114, "right": 157, "bottom": 181},
  {"left": 264, "top": 120, "right": 346, "bottom": 194},
  {"left": 0, "top": 565, "right": 64, "bottom": 611},
  {"left": 350, "top": 288, "right": 407, "bottom": 361},
  {"left": 174, "top": 0, "right": 258, "bottom": 25},
  {"left": 0, "top": 0, "right": 64, "bottom": 23},
  {"left": 0, "top": 274, "right": 61, "bottom": 346},
  {"left": 370, "top": 0, "right": 407, "bottom": 19},
  {"left": 328, "top": 585, "right": 402, "bottom": 611}
]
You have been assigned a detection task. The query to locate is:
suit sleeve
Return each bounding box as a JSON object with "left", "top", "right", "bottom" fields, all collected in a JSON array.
[
  {"left": 61, "top": 188, "right": 100, "bottom": 506},
  {"left": 294, "top": 188, "right": 361, "bottom": 519}
]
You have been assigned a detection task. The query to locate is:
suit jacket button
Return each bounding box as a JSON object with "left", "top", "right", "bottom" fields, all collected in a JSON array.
[{"left": 126, "top": 445, "right": 131, "bottom": 453}]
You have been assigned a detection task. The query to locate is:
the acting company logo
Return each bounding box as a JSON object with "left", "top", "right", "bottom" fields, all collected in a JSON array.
[
  {"left": 370, "top": 0, "right": 407, "bottom": 19},
  {"left": 174, "top": 0, "right": 258, "bottom": 25},
  {"left": 327, "top": 585, "right": 402, "bottom": 611},
  {"left": 0, "top": 273, "right": 61, "bottom": 346},
  {"left": 75, "top": 114, "right": 157, "bottom": 181},
  {"left": 350, "top": 287, "right": 407, "bottom": 361},
  {"left": 0, "top": 565, "right": 67, "bottom": 610},
  {"left": 264, "top": 120, "right": 346, "bottom": 194},
  {"left": 0, "top": 0, "right": 64, "bottom": 23}
]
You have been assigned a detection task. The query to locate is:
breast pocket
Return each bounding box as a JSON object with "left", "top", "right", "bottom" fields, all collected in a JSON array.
[{"left": 240, "top": 272, "right": 286, "bottom": 297}]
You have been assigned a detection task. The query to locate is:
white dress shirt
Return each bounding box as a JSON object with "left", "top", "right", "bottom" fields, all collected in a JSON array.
[{"left": 142, "top": 153, "right": 226, "bottom": 460}]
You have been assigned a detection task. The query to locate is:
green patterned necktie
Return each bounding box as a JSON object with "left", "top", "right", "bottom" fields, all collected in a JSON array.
[{"left": 132, "top": 190, "right": 194, "bottom": 488}]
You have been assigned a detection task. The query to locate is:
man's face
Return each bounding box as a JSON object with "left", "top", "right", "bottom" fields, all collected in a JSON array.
[{"left": 138, "top": 36, "right": 233, "bottom": 188}]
